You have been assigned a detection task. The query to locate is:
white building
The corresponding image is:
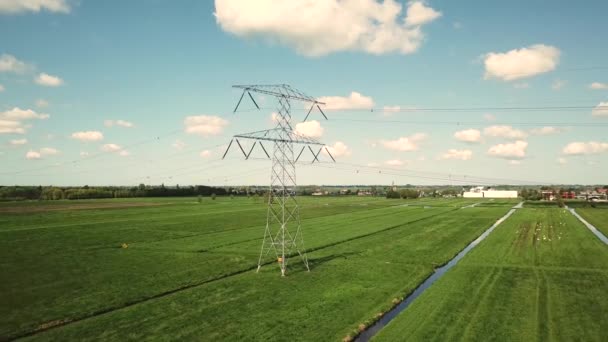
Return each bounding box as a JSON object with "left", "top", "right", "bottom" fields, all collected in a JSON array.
[{"left": 463, "top": 186, "right": 518, "bottom": 198}]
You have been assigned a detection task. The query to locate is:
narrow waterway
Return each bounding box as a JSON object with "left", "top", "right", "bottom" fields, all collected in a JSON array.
[
  {"left": 354, "top": 202, "right": 522, "bottom": 342},
  {"left": 567, "top": 207, "right": 608, "bottom": 245}
]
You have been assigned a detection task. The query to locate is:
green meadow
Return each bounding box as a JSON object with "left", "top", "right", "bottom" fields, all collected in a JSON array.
[
  {"left": 374, "top": 207, "right": 608, "bottom": 342},
  {"left": 1, "top": 196, "right": 512, "bottom": 341}
]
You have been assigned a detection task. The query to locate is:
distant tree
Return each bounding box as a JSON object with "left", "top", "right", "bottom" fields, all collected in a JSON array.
[
  {"left": 138, "top": 183, "right": 146, "bottom": 191},
  {"left": 211, "top": 193, "right": 216, "bottom": 200},
  {"left": 386, "top": 190, "right": 400, "bottom": 199}
]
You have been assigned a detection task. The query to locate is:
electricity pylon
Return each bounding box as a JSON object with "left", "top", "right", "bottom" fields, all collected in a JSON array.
[{"left": 223, "top": 84, "right": 334, "bottom": 276}]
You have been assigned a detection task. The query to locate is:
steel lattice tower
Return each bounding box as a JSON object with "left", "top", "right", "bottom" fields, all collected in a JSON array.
[{"left": 223, "top": 84, "right": 334, "bottom": 276}]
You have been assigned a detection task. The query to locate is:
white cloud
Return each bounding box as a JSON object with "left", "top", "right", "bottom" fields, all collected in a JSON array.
[
  {"left": 0, "top": 54, "right": 31, "bottom": 73},
  {"left": 324, "top": 141, "right": 351, "bottom": 158},
  {"left": 0, "top": 107, "right": 49, "bottom": 120},
  {"left": 118, "top": 150, "right": 130, "bottom": 157},
  {"left": 483, "top": 44, "right": 560, "bottom": 81},
  {"left": 40, "top": 147, "right": 58, "bottom": 155},
  {"left": 26, "top": 150, "right": 41, "bottom": 160},
  {"left": 439, "top": 149, "right": 472, "bottom": 160},
  {"left": 71, "top": 131, "right": 104, "bottom": 142},
  {"left": 557, "top": 157, "right": 567, "bottom": 165},
  {"left": 405, "top": 1, "right": 441, "bottom": 26},
  {"left": 562, "top": 141, "right": 608, "bottom": 155},
  {"left": 25, "top": 147, "right": 58, "bottom": 160},
  {"left": 101, "top": 143, "right": 122, "bottom": 152},
  {"left": 214, "top": 0, "right": 441, "bottom": 56},
  {"left": 508, "top": 160, "right": 521, "bottom": 165},
  {"left": 529, "top": 126, "right": 562, "bottom": 135},
  {"left": 513, "top": 82, "right": 530, "bottom": 89},
  {"left": 381, "top": 133, "right": 427, "bottom": 151},
  {"left": 0, "top": 120, "right": 25, "bottom": 134},
  {"left": 105, "top": 119, "right": 134, "bottom": 128},
  {"left": 200, "top": 150, "right": 212, "bottom": 158},
  {"left": 317, "top": 92, "right": 374, "bottom": 110},
  {"left": 0, "top": 0, "right": 70, "bottom": 14},
  {"left": 484, "top": 125, "right": 527, "bottom": 139},
  {"left": 295, "top": 120, "right": 324, "bottom": 138},
  {"left": 454, "top": 129, "right": 481, "bottom": 143},
  {"left": 184, "top": 115, "right": 228, "bottom": 136},
  {"left": 592, "top": 102, "right": 608, "bottom": 117},
  {"left": 487, "top": 140, "right": 528, "bottom": 159},
  {"left": 35, "top": 72, "right": 64, "bottom": 87},
  {"left": 10, "top": 138, "right": 27, "bottom": 145},
  {"left": 385, "top": 159, "right": 404, "bottom": 166},
  {"left": 172, "top": 140, "right": 186, "bottom": 150},
  {"left": 0, "top": 84, "right": 4, "bottom": 92},
  {"left": 35, "top": 99, "right": 49, "bottom": 108},
  {"left": 367, "top": 162, "right": 380, "bottom": 167},
  {"left": 589, "top": 82, "right": 608, "bottom": 90},
  {"left": 382, "top": 105, "right": 401, "bottom": 115},
  {"left": 551, "top": 79, "right": 566, "bottom": 90},
  {"left": 0, "top": 108, "right": 49, "bottom": 134}
]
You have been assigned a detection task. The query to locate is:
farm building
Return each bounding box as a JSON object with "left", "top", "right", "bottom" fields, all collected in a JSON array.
[{"left": 463, "top": 186, "right": 518, "bottom": 198}]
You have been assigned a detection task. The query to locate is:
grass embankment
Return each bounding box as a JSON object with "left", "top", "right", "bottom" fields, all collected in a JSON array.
[
  {"left": 374, "top": 208, "right": 608, "bottom": 342},
  {"left": 576, "top": 207, "right": 608, "bottom": 237},
  {"left": 0, "top": 197, "right": 507, "bottom": 340}
]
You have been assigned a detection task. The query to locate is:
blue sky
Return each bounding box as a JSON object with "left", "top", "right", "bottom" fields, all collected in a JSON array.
[{"left": 1, "top": 0, "right": 607, "bottom": 186}]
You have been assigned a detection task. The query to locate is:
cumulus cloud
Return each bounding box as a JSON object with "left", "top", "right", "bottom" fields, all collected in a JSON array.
[
  {"left": 71, "top": 131, "right": 104, "bottom": 142},
  {"left": 1, "top": 107, "right": 49, "bottom": 120},
  {"left": 214, "top": 0, "right": 441, "bottom": 56},
  {"left": 35, "top": 72, "right": 63, "bottom": 87},
  {"left": 25, "top": 147, "right": 58, "bottom": 160},
  {"left": 484, "top": 125, "right": 527, "bottom": 139},
  {"left": 26, "top": 150, "right": 41, "bottom": 160},
  {"left": 557, "top": 157, "right": 567, "bottom": 165},
  {"left": 381, "top": 133, "right": 427, "bottom": 151},
  {"left": 385, "top": 159, "right": 404, "bottom": 166},
  {"left": 101, "top": 143, "right": 122, "bottom": 152},
  {"left": 487, "top": 140, "right": 528, "bottom": 159},
  {"left": 592, "top": 102, "right": 608, "bottom": 117},
  {"left": 200, "top": 150, "right": 212, "bottom": 158},
  {"left": 529, "top": 126, "right": 563, "bottom": 135},
  {"left": 454, "top": 129, "right": 481, "bottom": 143},
  {"left": 0, "top": 0, "right": 70, "bottom": 14},
  {"left": 184, "top": 115, "right": 228, "bottom": 136},
  {"left": 562, "top": 141, "right": 608, "bottom": 155},
  {"left": 104, "top": 119, "right": 134, "bottom": 128},
  {"left": 10, "top": 138, "right": 27, "bottom": 145},
  {"left": 118, "top": 150, "right": 130, "bottom": 157},
  {"left": 40, "top": 147, "right": 58, "bottom": 155},
  {"left": 439, "top": 149, "right": 472, "bottom": 160},
  {"left": 483, "top": 44, "right": 560, "bottom": 81},
  {"left": 0, "top": 107, "right": 49, "bottom": 134},
  {"left": 317, "top": 92, "right": 374, "bottom": 110},
  {"left": 295, "top": 120, "right": 324, "bottom": 138},
  {"left": 0, "top": 54, "right": 31, "bottom": 73},
  {"left": 324, "top": 141, "right": 351, "bottom": 158},
  {"left": 589, "top": 82, "right": 608, "bottom": 90}
]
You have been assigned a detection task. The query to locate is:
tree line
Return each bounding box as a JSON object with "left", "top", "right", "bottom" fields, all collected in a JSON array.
[{"left": 0, "top": 184, "right": 228, "bottom": 201}]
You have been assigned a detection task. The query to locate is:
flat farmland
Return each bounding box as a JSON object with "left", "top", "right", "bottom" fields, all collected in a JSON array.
[
  {"left": 576, "top": 208, "right": 608, "bottom": 237},
  {"left": 374, "top": 207, "right": 608, "bottom": 342},
  {"left": 0, "top": 197, "right": 511, "bottom": 341}
]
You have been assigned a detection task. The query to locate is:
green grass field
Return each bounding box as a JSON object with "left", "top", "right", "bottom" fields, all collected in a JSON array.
[
  {"left": 576, "top": 207, "right": 608, "bottom": 237},
  {"left": 374, "top": 207, "right": 608, "bottom": 341},
  {"left": 0, "top": 196, "right": 513, "bottom": 341}
]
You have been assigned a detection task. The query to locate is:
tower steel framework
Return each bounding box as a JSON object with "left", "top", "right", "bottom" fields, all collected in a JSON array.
[{"left": 223, "top": 84, "right": 334, "bottom": 276}]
